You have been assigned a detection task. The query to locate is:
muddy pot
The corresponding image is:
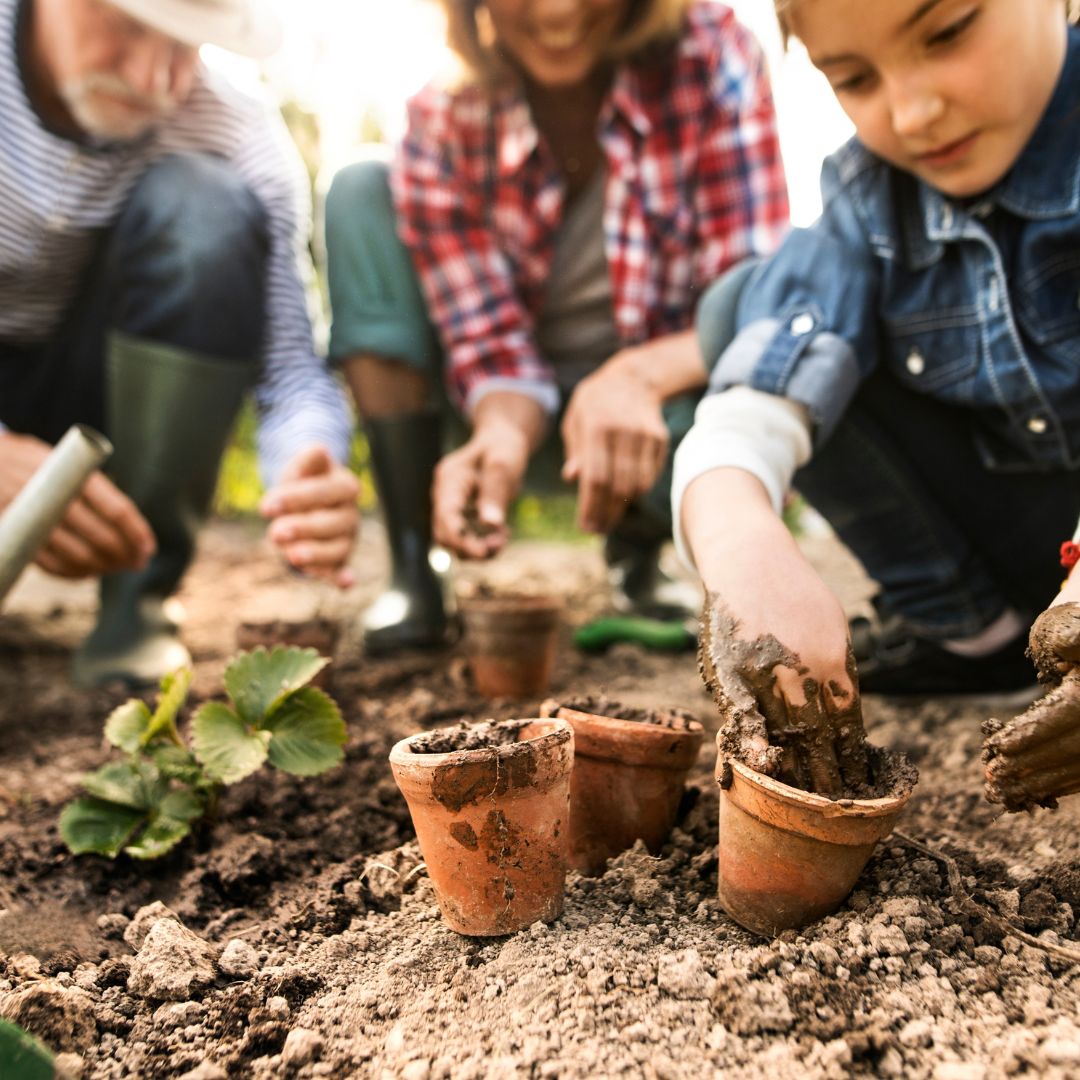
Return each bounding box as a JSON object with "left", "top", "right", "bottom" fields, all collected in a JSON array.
[
  {"left": 235, "top": 619, "right": 339, "bottom": 689},
  {"left": 716, "top": 751, "right": 913, "bottom": 937},
  {"left": 540, "top": 698, "right": 703, "bottom": 875},
  {"left": 460, "top": 594, "right": 563, "bottom": 699},
  {"left": 389, "top": 718, "right": 574, "bottom": 936}
]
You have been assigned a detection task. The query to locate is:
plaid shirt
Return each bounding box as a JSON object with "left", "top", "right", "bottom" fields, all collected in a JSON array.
[{"left": 391, "top": 1, "right": 790, "bottom": 415}]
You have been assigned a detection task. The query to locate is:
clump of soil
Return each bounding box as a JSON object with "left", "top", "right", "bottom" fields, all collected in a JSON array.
[
  {"left": 700, "top": 594, "right": 915, "bottom": 801},
  {"left": 546, "top": 694, "right": 701, "bottom": 731},
  {"left": 407, "top": 718, "right": 539, "bottom": 755}
]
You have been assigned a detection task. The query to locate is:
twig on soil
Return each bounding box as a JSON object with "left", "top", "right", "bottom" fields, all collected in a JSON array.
[{"left": 893, "top": 830, "right": 1080, "bottom": 965}]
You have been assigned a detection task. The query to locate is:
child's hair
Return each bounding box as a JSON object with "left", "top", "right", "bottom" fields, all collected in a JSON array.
[
  {"left": 775, "top": 0, "right": 1080, "bottom": 45},
  {"left": 437, "top": 0, "right": 693, "bottom": 89}
]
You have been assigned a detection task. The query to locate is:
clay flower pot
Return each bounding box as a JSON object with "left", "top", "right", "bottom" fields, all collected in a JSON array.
[
  {"left": 235, "top": 618, "right": 339, "bottom": 688},
  {"left": 460, "top": 594, "right": 563, "bottom": 698},
  {"left": 389, "top": 718, "right": 574, "bottom": 936},
  {"left": 540, "top": 697, "right": 704, "bottom": 875},
  {"left": 716, "top": 749, "right": 913, "bottom": 937}
]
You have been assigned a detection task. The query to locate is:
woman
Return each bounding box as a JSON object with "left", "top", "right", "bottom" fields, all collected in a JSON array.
[{"left": 325, "top": 0, "right": 788, "bottom": 653}]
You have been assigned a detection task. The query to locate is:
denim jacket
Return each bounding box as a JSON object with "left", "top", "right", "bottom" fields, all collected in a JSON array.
[{"left": 708, "top": 24, "right": 1080, "bottom": 473}]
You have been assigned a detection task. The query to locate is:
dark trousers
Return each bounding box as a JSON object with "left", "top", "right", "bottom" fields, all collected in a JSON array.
[{"left": 0, "top": 153, "right": 269, "bottom": 444}]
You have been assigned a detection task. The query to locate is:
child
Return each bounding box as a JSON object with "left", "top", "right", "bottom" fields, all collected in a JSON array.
[
  {"left": 324, "top": 0, "right": 788, "bottom": 653},
  {"left": 674, "top": 0, "right": 1080, "bottom": 793}
]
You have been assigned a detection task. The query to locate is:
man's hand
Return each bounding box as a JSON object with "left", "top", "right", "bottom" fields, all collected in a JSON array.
[
  {"left": 432, "top": 391, "right": 546, "bottom": 560},
  {"left": 261, "top": 445, "right": 360, "bottom": 589},
  {"left": 984, "top": 596, "right": 1080, "bottom": 811},
  {"left": 686, "top": 468, "right": 869, "bottom": 796},
  {"left": 561, "top": 354, "right": 669, "bottom": 535},
  {"left": 0, "top": 430, "right": 155, "bottom": 578}
]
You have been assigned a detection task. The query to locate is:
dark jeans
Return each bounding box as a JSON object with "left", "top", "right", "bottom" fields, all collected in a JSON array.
[
  {"left": 0, "top": 153, "right": 269, "bottom": 444},
  {"left": 795, "top": 366, "right": 1080, "bottom": 638}
]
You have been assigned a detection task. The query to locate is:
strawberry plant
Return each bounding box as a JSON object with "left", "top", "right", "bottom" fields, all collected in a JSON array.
[{"left": 59, "top": 647, "right": 346, "bottom": 860}]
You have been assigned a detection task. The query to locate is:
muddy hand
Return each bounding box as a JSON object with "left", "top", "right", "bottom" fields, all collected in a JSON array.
[
  {"left": 984, "top": 603, "right": 1080, "bottom": 812},
  {"left": 700, "top": 593, "right": 869, "bottom": 797}
]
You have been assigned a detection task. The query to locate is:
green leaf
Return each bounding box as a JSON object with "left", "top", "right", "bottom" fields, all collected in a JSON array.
[
  {"left": 191, "top": 701, "right": 270, "bottom": 784},
  {"left": 104, "top": 698, "right": 153, "bottom": 753},
  {"left": 79, "top": 760, "right": 158, "bottom": 810},
  {"left": 123, "top": 788, "right": 205, "bottom": 861},
  {"left": 0, "top": 1019, "right": 54, "bottom": 1080},
  {"left": 59, "top": 797, "right": 145, "bottom": 857},
  {"left": 224, "top": 646, "right": 329, "bottom": 725},
  {"left": 150, "top": 744, "right": 205, "bottom": 786},
  {"left": 144, "top": 667, "right": 193, "bottom": 744},
  {"left": 265, "top": 687, "right": 347, "bottom": 776}
]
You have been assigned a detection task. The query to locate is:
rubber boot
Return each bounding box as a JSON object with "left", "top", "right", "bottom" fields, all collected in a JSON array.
[
  {"left": 604, "top": 504, "right": 701, "bottom": 622},
  {"left": 72, "top": 332, "right": 255, "bottom": 687},
  {"left": 362, "top": 410, "right": 453, "bottom": 654}
]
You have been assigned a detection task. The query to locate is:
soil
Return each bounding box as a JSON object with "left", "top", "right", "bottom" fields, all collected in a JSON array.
[
  {"left": 3, "top": 518, "right": 1080, "bottom": 1078},
  {"left": 543, "top": 695, "right": 701, "bottom": 732}
]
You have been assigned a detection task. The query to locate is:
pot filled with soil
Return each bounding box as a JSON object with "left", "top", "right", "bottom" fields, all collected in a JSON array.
[
  {"left": 540, "top": 696, "right": 704, "bottom": 875},
  {"left": 389, "top": 717, "right": 574, "bottom": 936},
  {"left": 459, "top": 593, "right": 563, "bottom": 698},
  {"left": 701, "top": 596, "right": 918, "bottom": 936},
  {"left": 715, "top": 746, "right": 916, "bottom": 936},
  {"left": 235, "top": 618, "right": 339, "bottom": 688}
]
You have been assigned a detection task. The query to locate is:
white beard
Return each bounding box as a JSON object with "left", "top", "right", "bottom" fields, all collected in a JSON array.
[{"left": 59, "top": 73, "right": 178, "bottom": 141}]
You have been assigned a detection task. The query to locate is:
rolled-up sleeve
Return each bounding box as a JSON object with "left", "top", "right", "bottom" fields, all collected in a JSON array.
[{"left": 705, "top": 156, "right": 881, "bottom": 446}]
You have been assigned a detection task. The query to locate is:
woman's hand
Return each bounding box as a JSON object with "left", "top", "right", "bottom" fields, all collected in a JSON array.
[
  {"left": 561, "top": 354, "right": 669, "bottom": 535},
  {"left": 0, "top": 430, "right": 155, "bottom": 579},
  {"left": 432, "top": 392, "right": 546, "bottom": 560},
  {"left": 261, "top": 445, "right": 360, "bottom": 589},
  {"left": 686, "top": 468, "right": 869, "bottom": 795}
]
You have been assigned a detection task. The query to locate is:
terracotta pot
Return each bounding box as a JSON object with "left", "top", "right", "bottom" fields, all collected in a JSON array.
[
  {"left": 389, "top": 718, "right": 574, "bottom": 936},
  {"left": 460, "top": 594, "right": 563, "bottom": 698},
  {"left": 235, "top": 619, "right": 339, "bottom": 689},
  {"left": 716, "top": 751, "right": 913, "bottom": 936},
  {"left": 540, "top": 698, "right": 703, "bottom": 875}
]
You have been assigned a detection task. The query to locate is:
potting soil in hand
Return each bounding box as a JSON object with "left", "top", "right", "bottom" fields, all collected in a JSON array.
[
  {"left": 2, "top": 522, "right": 1079, "bottom": 1079},
  {"left": 701, "top": 595, "right": 917, "bottom": 802}
]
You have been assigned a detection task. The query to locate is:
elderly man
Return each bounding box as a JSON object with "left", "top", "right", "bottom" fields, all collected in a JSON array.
[{"left": 0, "top": 0, "right": 358, "bottom": 686}]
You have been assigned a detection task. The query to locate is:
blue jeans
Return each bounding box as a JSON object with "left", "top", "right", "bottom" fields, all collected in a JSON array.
[
  {"left": 0, "top": 153, "right": 268, "bottom": 443},
  {"left": 324, "top": 158, "right": 705, "bottom": 530}
]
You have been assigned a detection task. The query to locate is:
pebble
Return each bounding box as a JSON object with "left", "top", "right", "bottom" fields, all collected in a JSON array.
[
  {"left": 54, "top": 1053, "right": 85, "bottom": 1080},
  {"left": 265, "top": 995, "right": 290, "bottom": 1018},
  {"left": 128, "top": 919, "right": 218, "bottom": 1001},
  {"left": 123, "top": 902, "right": 180, "bottom": 950},
  {"left": 218, "top": 938, "right": 260, "bottom": 979},
  {"left": 282, "top": 1027, "right": 323, "bottom": 1067},
  {"left": 176, "top": 1064, "right": 227, "bottom": 1080},
  {"left": 402, "top": 1060, "right": 431, "bottom": 1080},
  {"left": 870, "top": 923, "right": 911, "bottom": 957}
]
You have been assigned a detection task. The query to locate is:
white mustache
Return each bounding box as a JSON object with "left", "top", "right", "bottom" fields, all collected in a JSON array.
[{"left": 67, "top": 73, "right": 178, "bottom": 114}]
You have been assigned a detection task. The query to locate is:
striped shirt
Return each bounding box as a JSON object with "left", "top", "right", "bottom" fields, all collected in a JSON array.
[
  {"left": 0, "top": 0, "right": 351, "bottom": 486},
  {"left": 393, "top": 1, "right": 790, "bottom": 415}
]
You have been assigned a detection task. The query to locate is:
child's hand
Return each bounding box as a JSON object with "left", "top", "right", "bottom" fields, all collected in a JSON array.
[
  {"left": 684, "top": 468, "right": 869, "bottom": 796},
  {"left": 984, "top": 600, "right": 1080, "bottom": 811}
]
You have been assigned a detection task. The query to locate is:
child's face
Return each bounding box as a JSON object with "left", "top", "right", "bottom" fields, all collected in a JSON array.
[
  {"left": 485, "top": 0, "right": 629, "bottom": 87},
  {"left": 789, "top": 0, "right": 1068, "bottom": 197}
]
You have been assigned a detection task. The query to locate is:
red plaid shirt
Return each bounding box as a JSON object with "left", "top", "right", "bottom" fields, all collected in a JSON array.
[{"left": 391, "top": 1, "right": 790, "bottom": 414}]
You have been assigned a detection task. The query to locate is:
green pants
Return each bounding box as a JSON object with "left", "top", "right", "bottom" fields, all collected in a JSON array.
[{"left": 324, "top": 158, "right": 734, "bottom": 528}]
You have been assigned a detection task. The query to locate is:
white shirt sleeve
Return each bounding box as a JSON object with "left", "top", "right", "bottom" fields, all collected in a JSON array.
[{"left": 671, "top": 385, "right": 813, "bottom": 574}]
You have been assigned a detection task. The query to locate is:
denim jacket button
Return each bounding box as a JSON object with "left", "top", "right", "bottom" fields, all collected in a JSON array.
[
  {"left": 905, "top": 349, "right": 926, "bottom": 376},
  {"left": 790, "top": 312, "right": 815, "bottom": 336},
  {"left": 1027, "top": 416, "right": 1048, "bottom": 435}
]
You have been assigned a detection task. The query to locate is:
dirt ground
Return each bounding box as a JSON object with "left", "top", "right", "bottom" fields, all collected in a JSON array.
[{"left": 3, "top": 516, "right": 1080, "bottom": 1080}]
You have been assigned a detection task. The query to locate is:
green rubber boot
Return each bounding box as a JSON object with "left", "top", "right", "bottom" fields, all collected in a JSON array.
[{"left": 72, "top": 332, "right": 255, "bottom": 688}]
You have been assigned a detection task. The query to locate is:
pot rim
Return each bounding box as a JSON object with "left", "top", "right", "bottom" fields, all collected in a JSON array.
[
  {"left": 542, "top": 701, "right": 703, "bottom": 737},
  {"left": 459, "top": 593, "right": 564, "bottom": 616},
  {"left": 389, "top": 717, "right": 572, "bottom": 769},
  {"left": 721, "top": 757, "right": 911, "bottom": 818}
]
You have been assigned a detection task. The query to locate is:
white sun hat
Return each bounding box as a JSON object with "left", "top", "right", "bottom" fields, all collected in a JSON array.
[{"left": 104, "top": 0, "right": 283, "bottom": 59}]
